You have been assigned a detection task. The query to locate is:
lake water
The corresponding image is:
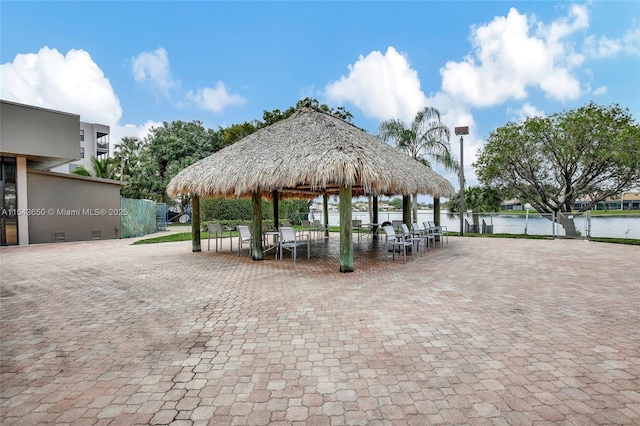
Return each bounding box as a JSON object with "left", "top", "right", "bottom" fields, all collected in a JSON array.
[{"left": 309, "top": 210, "right": 640, "bottom": 239}]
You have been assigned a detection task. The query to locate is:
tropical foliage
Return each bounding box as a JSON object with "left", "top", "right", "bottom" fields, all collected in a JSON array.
[
  {"left": 71, "top": 157, "right": 116, "bottom": 180},
  {"left": 445, "top": 186, "right": 503, "bottom": 230},
  {"left": 379, "top": 107, "right": 457, "bottom": 223},
  {"left": 474, "top": 102, "right": 640, "bottom": 236},
  {"left": 113, "top": 98, "right": 353, "bottom": 215}
]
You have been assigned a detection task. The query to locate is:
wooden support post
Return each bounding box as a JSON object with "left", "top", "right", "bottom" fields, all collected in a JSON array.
[
  {"left": 251, "top": 190, "right": 263, "bottom": 260},
  {"left": 372, "top": 195, "right": 379, "bottom": 239},
  {"left": 403, "top": 195, "right": 411, "bottom": 225},
  {"left": 272, "top": 190, "right": 279, "bottom": 229},
  {"left": 434, "top": 197, "right": 441, "bottom": 226},
  {"left": 339, "top": 185, "right": 354, "bottom": 273},
  {"left": 191, "top": 194, "right": 201, "bottom": 252},
  {"left": 323, "top": 192, "right": 329, "bottom": 238}
]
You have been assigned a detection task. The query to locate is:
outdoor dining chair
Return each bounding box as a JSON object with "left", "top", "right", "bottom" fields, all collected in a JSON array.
[
  {"left": 353, "top": 219, "right": 364, "bottom": 241},
  {"left": 402, "top": 223, "right": 423, "bottom": 257},
  {"left": 427, "top": 221, "right": 447, "bottom": 247},
  {"left": 391, "top": 220, "right": 404, "bottom": 233},
  {"left": 412, "top": 222, "right": 433, "bottom": 253},
  {"left": 278, "top": 226, "right": 310, "bottom": 262},
  {"left": 207, "top": 222, "right": 233, "bottom": 252},
  {"left": 411, "top": 222, "right": 435, "bottom": 252},
  {"left": 382, "top": 225, "right": 414, "bottom": 263},
  {"left": 313, "top": 219, "right": 327, "bottom": 240},
  {"left": 237, "top": 225, "right": 252, "bottom": 257}
]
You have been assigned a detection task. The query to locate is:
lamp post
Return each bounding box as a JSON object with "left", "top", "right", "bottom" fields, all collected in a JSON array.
[{"left": 455, "top": 126, "right": 469, "bottom": 236}]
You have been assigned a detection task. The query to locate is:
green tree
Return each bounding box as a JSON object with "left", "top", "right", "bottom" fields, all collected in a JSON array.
[
  {"left": 220, "top": 97, "right": 353, "bottom": 147},
  {"left": 138, "top": 120, "right": 224, "bottom": 207},
  {"left": 379, "top": 107, "right": 457, "bottom": 223},
  {"left": 474, "top": 102, "right": 640, "bottom": 236},
  {"left": 71, "top": 157, "right": 116, "bottom": 180},
  {"left": 445, "top": 186, "right": 503, "bottom": 231},
  {"left": 112, "top": 136, "right": 146, "bottom": 198}
]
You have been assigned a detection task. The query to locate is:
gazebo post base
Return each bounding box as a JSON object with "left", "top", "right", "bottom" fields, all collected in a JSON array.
[
  {"left": 403, "top": 195, "right": 411, "bottom": 225},
  {"left": 191, "top": 194, "right": 201, "bottom": 252},
  {"left": 252, "top": 190, "right": 264, "bottom": 260},
  {"left": 339, "top": 184, "right": 354, "bottom": 273}
]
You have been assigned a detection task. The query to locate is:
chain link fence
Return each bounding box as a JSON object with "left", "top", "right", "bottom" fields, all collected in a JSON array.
[{"left": 461, "top": 211, "right": 639, "bottom": 240}]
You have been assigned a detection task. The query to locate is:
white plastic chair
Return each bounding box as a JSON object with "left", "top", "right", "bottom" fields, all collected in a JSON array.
[
  {"left": 382, "top": 225, "right": 413, "bottom": 263},
  {"left": 279, "top": 226, "right": 310, "bottom": 262},
  {"left": 313, "top": 219, "right": 327, "bottom": 240},
  {"left": 413, "top": 222, "right": 434, "bottom": 252},
  {"left": 207, "top": 223, "right": 233, "bottom": 252},
  {"left": 237, "top": 225, "right": 252, "bottom": 257},
  {"left": 427, "top": 221, "right": 447, "bottom": 247},
  {"left": 401, "top": 224, "right": 422, "bottom": 257},
  {"left": 353, "top": 219, "right": 363, "bottom": 241}
]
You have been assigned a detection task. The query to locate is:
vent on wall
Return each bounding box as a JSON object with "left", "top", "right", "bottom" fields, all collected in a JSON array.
[
  {"left": 53, "top": 232, "right": 65, "bottom": 243},
  {"left": 92, "top": 230, "right": 102, "bottom": 240}
]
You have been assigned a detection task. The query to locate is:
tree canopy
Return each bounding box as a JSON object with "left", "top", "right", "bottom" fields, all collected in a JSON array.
[
  {"left": 71, "top": 157, "right": 116, "bottom": 180},
  {"left": 379, "top": 106, "right": 457, "bottom": 223},
  {"left": 445, "top": 186, "right": 503, "bottom": 229},
  {"left": 113, "top": 98, "right": 354, "bottom": 212},
  {"left": 474, "top": 102, "right": 640, "bottom": 235}
]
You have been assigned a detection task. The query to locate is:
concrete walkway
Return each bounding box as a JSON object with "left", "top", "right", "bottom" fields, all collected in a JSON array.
[{"left": 1, "top": 236, "right": 639, "bottom": 425}]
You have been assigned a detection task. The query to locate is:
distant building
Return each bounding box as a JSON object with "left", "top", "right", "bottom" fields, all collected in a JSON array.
[
  {"left": 50, "top": 122, "right": 110, "bottom": 174},
  {"left": 501, "top": 195, "right": 640, "bottom": 212},
  {"left": 1, "top": 100, "right": 121, "bottom": 246},
  {"left": 576, "top": 193, "right": 640, "bottom": 211}
]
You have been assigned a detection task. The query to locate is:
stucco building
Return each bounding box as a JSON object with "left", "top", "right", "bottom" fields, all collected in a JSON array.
[{"left": 1, "top": 100, "right": 121, "bottom": 245}]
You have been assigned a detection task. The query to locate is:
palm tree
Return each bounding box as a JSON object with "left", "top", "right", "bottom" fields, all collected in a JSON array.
[
  {"left": 71, "top": 157, "right": 115, "bottom": 180},
  {"left": 379, "top": 107, "right": 458, "bottom": 224},
  {"left": 445, "top": 186, "right": 502, "bottom": 232}
]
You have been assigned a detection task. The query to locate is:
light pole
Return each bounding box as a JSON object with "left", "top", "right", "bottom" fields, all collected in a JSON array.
[{"left": 455, "top": 126, "right": 469, "bottom": 236}]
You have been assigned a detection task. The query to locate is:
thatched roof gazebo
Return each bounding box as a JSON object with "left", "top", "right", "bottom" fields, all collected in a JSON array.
[{"left": 167, "top": 106, "right": 454, "bottom": 272}]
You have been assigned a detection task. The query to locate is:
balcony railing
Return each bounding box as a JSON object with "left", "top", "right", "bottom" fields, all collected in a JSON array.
[{"left": 96, "top": 142, "right": 109, "bottom": 154}]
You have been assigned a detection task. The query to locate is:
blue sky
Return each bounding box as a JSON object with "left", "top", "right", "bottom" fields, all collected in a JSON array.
[{"left": 2, "top": 1, "right": 639, "bottom": 195}]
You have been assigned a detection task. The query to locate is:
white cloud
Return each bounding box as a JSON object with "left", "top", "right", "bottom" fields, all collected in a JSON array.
[
  {"left": 131, "top": 47, "right": 177, "bottom": 95},
  {"left": 185, "top": 82, "right": 245, "bottom": 113},
  {"left": 507, "top": 103, "right": 546, "bottom": 121},
  {"left": 440, "top": 5, "right": 588, "bottom": 106},
  {"left": 1, "top": 46, "right": 122, "bottom": 125},
  {"left": 111, "top": 120, "right": 162, "bottom": 147},
  {"left": 584, "top": 28, "right": 640, "bottom": 58},
  {"left": 592, "top": 86, "right": 607, "bottom": 96},
  {"left": 132, "top": 48, "right": 245, "bottom": 113},
  {"left": 324, "top": 46, "right": 427, "bottom": 123}
]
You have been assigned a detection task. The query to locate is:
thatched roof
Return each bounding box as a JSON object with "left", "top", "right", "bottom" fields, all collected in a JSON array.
[{"left": 167, "top": 106, "right": 454, "bottom": 199}]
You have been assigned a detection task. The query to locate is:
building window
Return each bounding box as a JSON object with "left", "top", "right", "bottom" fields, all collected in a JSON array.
[
  {"left": 80, "top": 130, "right": 84, "bottom": 141},
  {"left": 69, "top": 164, "right": 77, "bottom": 172},
  {"left": 80, "top": 147, "right": 85, "bottom": 159}
]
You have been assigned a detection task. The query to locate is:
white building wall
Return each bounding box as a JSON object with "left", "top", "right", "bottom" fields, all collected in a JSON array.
[{"left": 50, "top": 122, "right": 110, "bottom": 174}]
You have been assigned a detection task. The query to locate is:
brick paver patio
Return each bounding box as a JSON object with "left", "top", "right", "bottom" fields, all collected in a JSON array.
[{"left": 1, "top": 234, "right": 639, "bottom": 425}]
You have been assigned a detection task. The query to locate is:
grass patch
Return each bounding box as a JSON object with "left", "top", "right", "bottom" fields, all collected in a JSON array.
[
  {"left": 132, "top": 232, "right": 204, "bottom": 244},
  {"left": 589, "top": 237, "right": 640, "bottom": 245},
  {"left": 452, "top": 232, "right": 552, "bottom": 240}
]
